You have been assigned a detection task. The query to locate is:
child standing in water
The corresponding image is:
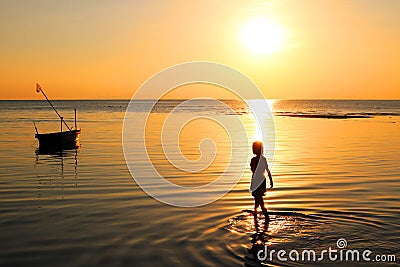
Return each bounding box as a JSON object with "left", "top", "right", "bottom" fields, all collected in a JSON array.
[{"left": 250, "top": 141, "right": 273, "bottom": 217}]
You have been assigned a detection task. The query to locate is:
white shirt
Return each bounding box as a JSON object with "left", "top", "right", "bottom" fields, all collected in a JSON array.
[{"left": 250, "top": 155, "right": 268, "bottom": 192}]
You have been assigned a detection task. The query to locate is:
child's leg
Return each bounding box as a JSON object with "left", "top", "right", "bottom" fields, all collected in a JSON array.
[
  {"left": 260, "top": 197, "right": 268, "bottom": 214},
  {"left": 254, "top": 196, "right": 261, "bottom": 213}
]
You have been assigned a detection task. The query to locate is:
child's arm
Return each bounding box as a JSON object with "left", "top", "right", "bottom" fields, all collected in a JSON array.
[
  {"left": 264, "top": 156, "right": 273, "bottom": 188},
  {"left": 267, "top": 168, "right": 273, "bottom": 188},
  {"left": 250, "top": 157, "right": 256, "bottom": 173}
]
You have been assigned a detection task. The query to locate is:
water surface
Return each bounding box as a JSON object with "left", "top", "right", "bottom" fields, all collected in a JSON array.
[{"left": 0, "top": 100, "right": 399, "bottom": 266}]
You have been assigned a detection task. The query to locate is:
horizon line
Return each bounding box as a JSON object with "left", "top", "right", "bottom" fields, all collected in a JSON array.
[{"left": 1, "top": 98, "right": 399, "bottom": 101}]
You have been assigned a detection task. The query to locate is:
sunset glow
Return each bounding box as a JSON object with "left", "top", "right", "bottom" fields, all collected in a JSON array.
[
  {"left": 1, "top": 1, "right": 399, "bottom": 263},
  {"left": 0, "top": 1, "right": 399, "bottom": 99}
]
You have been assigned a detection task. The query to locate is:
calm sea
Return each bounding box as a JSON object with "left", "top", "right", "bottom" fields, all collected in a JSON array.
[{"left": 0, "top": 100, "right": 399, "bottom": 267}]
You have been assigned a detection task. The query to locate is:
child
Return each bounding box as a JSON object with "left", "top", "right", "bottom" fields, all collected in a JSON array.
[{"left": 250, "top": 141, "right": 273, "bottom": 217}]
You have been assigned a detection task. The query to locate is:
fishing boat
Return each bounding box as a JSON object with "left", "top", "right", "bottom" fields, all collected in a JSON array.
[
  {"left": 34, "top": 83, "right": 81, "bottom": 152},
  {"left": 35, "top": 129, "right": 81, "bottom": 151}
]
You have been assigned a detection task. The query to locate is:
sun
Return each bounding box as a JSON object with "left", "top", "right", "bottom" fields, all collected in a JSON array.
[{"left": 240, "top": 17, "right": 285, "bottom": 55}]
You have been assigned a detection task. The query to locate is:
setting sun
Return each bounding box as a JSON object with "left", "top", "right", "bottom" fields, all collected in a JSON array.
[{"left": 240, "top": 17, "right": 285, "bottom": 55}]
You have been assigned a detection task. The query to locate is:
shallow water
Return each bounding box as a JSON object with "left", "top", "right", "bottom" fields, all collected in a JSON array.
[{"left": 0, "top": 100, "right": 399, "bottom": 266}]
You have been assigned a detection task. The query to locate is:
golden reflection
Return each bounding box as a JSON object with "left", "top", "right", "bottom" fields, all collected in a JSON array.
[{"left": 143, "top": 98, "right": 272, "bottom": 189}]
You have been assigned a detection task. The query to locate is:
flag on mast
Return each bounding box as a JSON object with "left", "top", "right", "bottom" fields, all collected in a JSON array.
[{"left": 36, "top": 83, "right": 42, "bottom": 93}]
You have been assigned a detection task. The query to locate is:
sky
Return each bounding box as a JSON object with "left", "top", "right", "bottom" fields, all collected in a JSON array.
[{"left": 0, "top": 0, "right": 399, "bottom": 100}]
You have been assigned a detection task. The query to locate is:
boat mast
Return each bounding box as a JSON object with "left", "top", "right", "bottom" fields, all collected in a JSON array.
[
  {"left": 36, "top": 83, "right": 72, "bottom": 131},
  {"left": 74, "top": 108, "right": 77, "bottom": 130},
  {"left": 33, "top": 120, "right": 39, "bottom": 134}
]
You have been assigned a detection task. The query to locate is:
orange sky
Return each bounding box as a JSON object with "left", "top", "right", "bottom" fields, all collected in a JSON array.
[{"left": 0, "top": 0, "right": 399, "bottom": 100}]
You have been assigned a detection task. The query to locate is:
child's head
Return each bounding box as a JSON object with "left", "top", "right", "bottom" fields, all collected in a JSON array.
[{"left": 252, "top": 141, "right": 263, "bottom": 155}]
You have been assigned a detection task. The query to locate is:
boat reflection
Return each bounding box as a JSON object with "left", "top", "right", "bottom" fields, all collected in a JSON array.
[{"left": 34, "top": 149, "right": 79, "bottom": 200}]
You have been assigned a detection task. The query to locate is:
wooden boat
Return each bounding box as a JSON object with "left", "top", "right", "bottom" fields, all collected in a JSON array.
[
  {"left": 35, "top": 129, "right": 81, "bottom": 151},
  {"left": 34, "top": 83, "right": 81, "bottom": 152}
]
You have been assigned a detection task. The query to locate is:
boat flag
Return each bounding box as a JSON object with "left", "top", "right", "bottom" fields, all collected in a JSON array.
[{"left": 36, "top": 83, "right": 42, "bottom": 93}]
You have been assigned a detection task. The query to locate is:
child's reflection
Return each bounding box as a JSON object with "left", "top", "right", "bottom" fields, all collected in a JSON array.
[{"left": 245, "top": 212, "right": 270, "bottom": 265}]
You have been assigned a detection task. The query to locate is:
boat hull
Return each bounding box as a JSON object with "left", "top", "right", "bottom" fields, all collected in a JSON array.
[{"left": 35, "top": 129, "right": 81, "bottom": 151}]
